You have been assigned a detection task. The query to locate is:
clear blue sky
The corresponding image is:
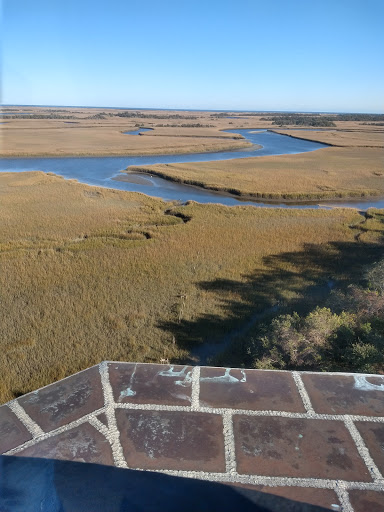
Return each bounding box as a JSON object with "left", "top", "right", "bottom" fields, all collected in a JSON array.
[{"left": 2, "top": 0, "right": 384, "bottom": 112}]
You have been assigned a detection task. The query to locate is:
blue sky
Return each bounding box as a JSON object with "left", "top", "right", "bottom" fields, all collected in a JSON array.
[{"left": 2, "top": 0, "right": 384, "bottom": 112}]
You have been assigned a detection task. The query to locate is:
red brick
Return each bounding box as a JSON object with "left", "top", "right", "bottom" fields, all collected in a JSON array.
[
  {"left": 109, "top": 362, "right": 192, "bottom": 406},
  {"left": 14, "top": 423, "right": 114, "bottom": 465},
  {"left": 96, "top": 412, "right": 108, "bottom": 426},
  {"left": 0, "top": 405, "right": 32, "bottom": 453},
  {"left": 301, "top": 373, "right": 384, "bottom": 416},
  {"left": 115, "top": 409, "right": 225, "bottom": 472},
  {"left": 199, "top": 367, "right": 305, "bottom": 412},
  {"left": 17, "top": 366, "right": 104, "bottom": 432},
  {"left": 233, "top": 415, "right": 371, "bottom": 480},
  {"left": 348, "top": 490, "right": 384, "bottom": 512},
  {"left": 355, "top": 421, "right": 384, "bottom": 474}
]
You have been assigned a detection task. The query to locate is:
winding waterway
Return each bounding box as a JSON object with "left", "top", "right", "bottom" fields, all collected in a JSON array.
[{"left": 1, "top": 129, "right": 383, "bottom": 209}]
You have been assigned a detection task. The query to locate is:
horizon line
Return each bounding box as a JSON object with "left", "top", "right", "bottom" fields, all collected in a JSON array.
[{"left": 2, "top": 104, "right": 384, "bottom": 115}]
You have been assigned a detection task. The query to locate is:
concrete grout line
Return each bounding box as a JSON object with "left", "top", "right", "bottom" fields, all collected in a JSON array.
[
  {"left": 2, "top": 361, "right": 383, "bottom": 499},
  {"left": 146, "top": 469, "right": 384, "bottom": 492},
  {"left": 4, "top": 408, "right": 105, "bottom": 455},
  {"left": 344, "top": 416, "right": 384, "bottom": 482},
  {"left": 292, "top": 371, "right": 316, "bottom": 415},
  {"left": 3, "top": 363, "right": 383, "bottom": 411},
  {"left": 197, "top": 406, "right": 384, "bottom": 422},
  {"left": 4, "top": 432, "right": 384, "bottom": 494},
  {"left": 8, "top": 401, "right": 45, "bottom": 438},
  {"left": 347, "top": 415, "right": 384, "bottom": 423},
  {"left": 222, "top": 410, "right": 237, "bottom": 474},
  {"left": 96, "top": 362, "right": 384, "bottom": 379},
  {"left": 87, "top": 414, "right": 121, "bottom": 458},
  {"left": 99, "top": 362, "right": 128, "bottom": 469},
  {"left": 115, "top": 401, "right": 384, "bottom": 422},
  {"left": 4, "top": 401, "right": 384, "bottom": 459},
  {"left": 191, "top": 366, "right": 200, "bottom": 411},
  {"left": 116, "top": 403, "right": 192, "bottom": 412},
  {"left": 335, "top": 483, "right": 354, "bottom": 512},
  {"left": 88, "top": 415, "right": 110, "bottom": 436}
]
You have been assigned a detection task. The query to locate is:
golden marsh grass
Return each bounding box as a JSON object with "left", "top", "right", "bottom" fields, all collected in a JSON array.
[
  {"left": 126, "top": 147, "right": 384, "bottom": 201},
  {"left": 1, "top": 171, "right": 376, "bottom": 402}
]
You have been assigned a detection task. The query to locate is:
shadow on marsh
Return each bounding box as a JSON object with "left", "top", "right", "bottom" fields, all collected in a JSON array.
[{"left": 159, "top": 226, "right": 384, "bottom": 365}]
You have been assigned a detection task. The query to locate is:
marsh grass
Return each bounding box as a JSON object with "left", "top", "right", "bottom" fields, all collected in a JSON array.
[
  {"left": 0, "top": 110, "right": 252, "bottom": 157},
  {"left": 127, "top": 146, "right": 384, "bottom": 202},
  {"left": 0, "top": 172, "right": 379, "bottom": 402},
  {"left": 272, "top": 128, "right": 384, "bottom": 147}
]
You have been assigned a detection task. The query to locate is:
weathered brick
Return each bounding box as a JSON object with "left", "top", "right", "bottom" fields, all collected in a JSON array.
[
  {"left": 348, "top": 490, "right": 384, "bottom": 512},
  {"left": 115, "top": 409, "right": 225, "bottom": 472},
  {"left": 233, "top": 415, "right": 371, "bottom": 480},
  {"left": 17, "top": 366, "right": 104, "bottom": 432},
  {"left": 301, "top": 373, "right": 384, "bottom": 416},
  {"left": 199, "top": 367, "right": 305, "bottom": 412},
  {"left": 14, "top": 423, "right": 114, "bottom": 465},
  {"left": 0, "top": 405, "right": 32, "bottom": 453},
  {"left": 355, "top": 421, "right": 384, "bottom": 474},
  {"left": 109, "top": 362, "right": 192, "bottom": 406}
]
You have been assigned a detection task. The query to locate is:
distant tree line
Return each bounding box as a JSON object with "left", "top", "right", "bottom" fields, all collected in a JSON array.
[
  {"left": 115, "top": 112, "right": 198, "bottom": 120},
  {"left": 211, "top": 112, "right": 384, "bottom": 124},
  {"left": 0, "top": 112, "right": 109, "bottom": 120},
  {"left": 41, "top": 109, "right": 71, "bottom": 113},
  {"left": 210, "top": 112, "right": 272, "bottom": 118},
  {"left": 0, "top": 114, "right": 77, "bottom": 119},
  {"left": 85, "top": 113, "right": 107, "bottom": 119},
  {"left": 336, "top": 113, "right": 384, "bottom": 121},
  {"left": 260, "top": 115, "right": 336, "bottom": 127},
  {"left": 261, "top": 113, "right": 384, "bottom": 126},
  {"left": 154, "top": 123, "right": 215, "bottom": 128}
]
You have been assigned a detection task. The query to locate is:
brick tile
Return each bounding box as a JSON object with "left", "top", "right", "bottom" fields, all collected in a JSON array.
[
  {"left": 14, "top": 423, "right": 114, "bottom": 465},
  {"left": 199, "top": 367, "right": 305, "bottom": 412},
  {"left": 228, "top": 483, "right": 340, "bottom": 510},
  {"left": 115, "top": 409, "right": 225, "bottom": 472},
  {"left": 17, "top": 366, "right": 104, "bottom": 432},
  {"left": 355, "top": 421, "right": 384, "bottom": 474},
  {"left": 109, "top": 363, "right": 192, "bottom": 406},
  {"left": 348, "top": 490, "right": 384, "bottom": 512},
  {"left": 233, "top": 415, "right": 371, "bottom": 480},
  {"left": 96, "top": 412, "right": 108, "bottom": 426},
  {"left": 0, "top": 405, "right": 32, "bottom": 453},
  {"left": 301, "top": 373, "right": 384, "bottom": 416}
]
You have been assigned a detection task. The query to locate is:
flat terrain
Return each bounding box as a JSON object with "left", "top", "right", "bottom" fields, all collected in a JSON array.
[
  {"left": 273, "top": 127, "right": 384, "bottom": 147},
  {"left": 127, "top": 147, "right": 384, "bottom": 200},
  {"left": 0, "top": 107, "right": 253, "bottom": 156},
  {"left": 117, "top": 118, "right": 383, "bottom": 202},
  {"left": 2, "top": 107, "right": 383, "bottom": 203},
  {"left": 1, "top": 108, "right": 384, "bottom": 403},
  {"left": 1, "top": 171, "right": 378, "bottom": 403}
]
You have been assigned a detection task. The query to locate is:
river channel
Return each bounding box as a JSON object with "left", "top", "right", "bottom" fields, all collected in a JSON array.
[{"left": 1, "top": 129, "right": 383, "bottom": 210}]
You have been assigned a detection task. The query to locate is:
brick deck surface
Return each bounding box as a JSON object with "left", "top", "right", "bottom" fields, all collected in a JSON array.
[{"left": 1, "top": 362, "right": 384, "bottom": 511}]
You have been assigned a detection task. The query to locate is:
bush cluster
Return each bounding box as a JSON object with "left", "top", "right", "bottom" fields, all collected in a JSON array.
[{"left": 248, "top": 263, "right": 384, "bottom": 374}]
